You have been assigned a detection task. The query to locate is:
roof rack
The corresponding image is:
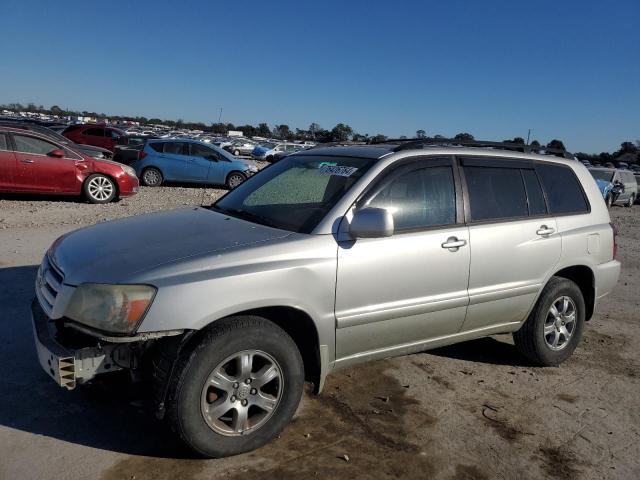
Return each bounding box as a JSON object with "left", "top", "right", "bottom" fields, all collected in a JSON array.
[{"left": 370, "top": 137, "right": 573, "bottom": 158}]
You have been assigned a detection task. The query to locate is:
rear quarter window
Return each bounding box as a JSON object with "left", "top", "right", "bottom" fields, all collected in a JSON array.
[
  {"left": 536, "top": 163, "right": 589, "bottom": 214},
  {"left": 148, "top": 142, "right": 164, "bottom": 153}
]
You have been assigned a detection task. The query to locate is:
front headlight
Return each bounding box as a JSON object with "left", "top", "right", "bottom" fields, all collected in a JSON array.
[
  {"left": 65, "top": 284, "right": 156, "bottom": 334},
  {"left": 121, "top": 165, "right": 137, "bottom": 178}
]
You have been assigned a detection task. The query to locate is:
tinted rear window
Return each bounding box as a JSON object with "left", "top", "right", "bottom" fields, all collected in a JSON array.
[
  {"left": 148, "top": 142, "right": 164, "bottom": 152},
  {"left": 537, "top": 164, "right": 589, "bottom": 214},
  {"left": 464, "top": 166, "right": 528, "bottom": 221}
]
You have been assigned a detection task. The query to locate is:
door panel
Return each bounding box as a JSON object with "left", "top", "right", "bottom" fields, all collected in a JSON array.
[
  {"left": 335, "top": 226, "right": 471, "bottom": 361},
  {"left": 0, "top": 147, "right": 18, "bottom": 189},
  {"left": 335, "top": 159, "right": 469, "bottom": 362},
  {"left": 160, "top": 142, "right": 190, "bottom": 181},
  {"left": 12, "top": 134, "right": 77, "bottom": 192},
  {"left": 458, "top": 157, "right": 562, "bottom": 331},
  {"left": 461, "top": 218, "right": 561, "bottom": 331}
]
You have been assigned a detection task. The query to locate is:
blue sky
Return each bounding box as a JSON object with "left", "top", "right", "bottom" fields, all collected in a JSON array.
[{"left": 1, "top": 0, "right": 638, "bottom": 152}]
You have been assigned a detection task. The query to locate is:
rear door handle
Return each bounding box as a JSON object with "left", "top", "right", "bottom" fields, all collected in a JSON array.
[
  {"left": 441, "top": 237, "right": 467, "bottom": 251},
  {"left": 20, "top": 159, "right": 35, "bottom": 164},
  {"left": 537, "top": 225, "right": 555, "bottom": 236}
]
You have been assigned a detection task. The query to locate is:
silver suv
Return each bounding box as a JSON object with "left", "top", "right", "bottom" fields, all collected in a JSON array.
[{"left": 32, "top": 141, "right": 620, "bottom": 457}]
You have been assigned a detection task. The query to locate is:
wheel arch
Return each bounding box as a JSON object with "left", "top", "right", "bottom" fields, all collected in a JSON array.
[
  {"left": 551, "top": 265, "right": 595, "bottom": 320},
  {"left": 188, "top": 306, "right": 322, "bottom": 393}
]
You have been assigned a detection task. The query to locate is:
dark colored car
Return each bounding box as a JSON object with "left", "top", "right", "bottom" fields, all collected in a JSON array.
[
  {"left": 0, "top": 126, "right": 139, "bottom": 203},
  {"left": 0, "top": 120, "right": 113, "bottom": 159},
  {"left": 112, "top": 135, "right": 159, "bottom": 164},
  {"left": 62, "top": 124, "right": 126, "bottom": 151}
]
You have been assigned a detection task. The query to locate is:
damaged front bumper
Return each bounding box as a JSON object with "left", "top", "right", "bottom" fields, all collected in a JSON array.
[{"left": 31, "top": 298, "right": 137, "bottom": 390}]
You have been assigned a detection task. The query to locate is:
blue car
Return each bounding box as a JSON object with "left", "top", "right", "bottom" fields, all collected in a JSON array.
[{"left": 132, "top": 139, "right": 259, "bottom": 189}]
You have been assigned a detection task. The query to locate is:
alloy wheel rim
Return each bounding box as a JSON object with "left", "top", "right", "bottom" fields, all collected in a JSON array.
[
  {"left": 144, "top": 170, "right": 159, "bottom": 185},
  {"left": 88, "top": 176, "right": 113, "bottom": 201},
  {"left": 200, "top": 350, "right": 283, "bottom": 436},
  {"left": 229, "top": 175, "right": 243, "bottom": 188},
  {"left": 544, "top": 296, "right": 577, "bottom": 351}
]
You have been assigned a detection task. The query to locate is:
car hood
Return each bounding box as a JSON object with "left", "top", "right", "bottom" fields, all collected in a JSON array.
[{"left": 51, "top": 207, "right": 292, "bottom": 285}]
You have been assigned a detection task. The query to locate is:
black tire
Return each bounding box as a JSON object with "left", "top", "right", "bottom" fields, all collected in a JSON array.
[
  {"left": 625, "top": 194, "right": 635, "bottom": 208},
  {"left": 165, "top": 316, "right": 304, "bottom": 458},
  {"left": 513, "top": 277, "right": 585, "bottom": 366},
  {"left": 266, "top": 155, "right": 273, "bottom": 163},
  {"left": 83, "top": 174, "right": 117, "bottom": 204},
  {"left": 226, "top": 171, "right": 246, "bottom": 189},
  {"left": 141, "top": 167, "right": 163, "bottom": 187}
]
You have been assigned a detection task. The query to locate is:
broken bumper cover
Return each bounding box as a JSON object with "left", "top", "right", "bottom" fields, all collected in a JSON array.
[{"left": 31, "top": 299, "right": 129, "bottom": 390}]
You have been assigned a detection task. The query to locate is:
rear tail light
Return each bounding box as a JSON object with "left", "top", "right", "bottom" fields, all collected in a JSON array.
[
  {"left": 138, "top": 151, "right": 147, "bottom": 160},
  {"left": 610, "top": 222, "right": 618, "bottom": 260}
]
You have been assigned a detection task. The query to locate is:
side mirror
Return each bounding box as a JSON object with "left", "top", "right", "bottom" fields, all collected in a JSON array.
[
  {"left": 48, "top": 149, "right": 65, "bottom": 158},
  {"left": 349, "top": 207, "right": 394, "bottom": 238}
]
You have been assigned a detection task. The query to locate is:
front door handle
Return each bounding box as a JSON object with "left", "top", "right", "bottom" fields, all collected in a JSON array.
[
  {"left": 537, "top": 225, "right": 555, "bottom": 236},
  {"left": 441, "top": 237, "right": 467, "bottom": 251},
  {"left": 20, "top": 159, "right": 35, "bottom": 164}
]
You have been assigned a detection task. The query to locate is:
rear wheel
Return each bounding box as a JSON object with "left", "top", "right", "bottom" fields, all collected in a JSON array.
[
  {"left": 83, "top": 174, "right": 116, "bottom": 204},
  {"left": 226, "top": 171, "right": 246, "bottom": 189},
  {"left": 142, "top": 167, "right": 163, "bottom": 187},
  {"left": 513, "top": 277, "right": 585, "bottom": 366},
  {"left": 165, "top": 316, "right": 304, "bottom": 458}
]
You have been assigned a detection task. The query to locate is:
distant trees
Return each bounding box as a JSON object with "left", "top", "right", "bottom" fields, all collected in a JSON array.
[
  {"left": 416, "top": 129, "right": 426, "bottom": 139},
  {"left": 546, "top": 139, "right": 566, "bottom": 151},
  {"left": 454, "top": 132, "right": 474, "bottom": 141}
]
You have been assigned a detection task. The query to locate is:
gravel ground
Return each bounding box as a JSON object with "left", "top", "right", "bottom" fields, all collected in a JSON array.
[{"left": 0, "top": 188, "right": 638, "bottom": 480}]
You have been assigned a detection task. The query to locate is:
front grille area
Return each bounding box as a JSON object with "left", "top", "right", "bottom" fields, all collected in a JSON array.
[{"left": 36, "top": 255, "right": 64, "bottom": 316}]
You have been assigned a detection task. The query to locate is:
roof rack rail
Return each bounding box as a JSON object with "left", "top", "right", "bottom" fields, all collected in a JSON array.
[{"left": 370, "top": 137, "right": 573, "bottom": 158}]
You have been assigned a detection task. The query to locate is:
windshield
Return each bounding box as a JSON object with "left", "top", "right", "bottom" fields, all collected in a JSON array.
[
  {"left": 589, "top": 170, "right": 614, "bottom": 183},
  {"left": 213, "top": 155, "right": 375, "bottom": 233}
]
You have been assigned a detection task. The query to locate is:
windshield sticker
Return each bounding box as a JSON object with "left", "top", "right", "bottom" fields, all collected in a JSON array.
[
  {"left": 318, "top": 161, "right": 337, "bottom": 167},
  {"left": 318, "top": 165, "right": 358, "bottom": 177}
]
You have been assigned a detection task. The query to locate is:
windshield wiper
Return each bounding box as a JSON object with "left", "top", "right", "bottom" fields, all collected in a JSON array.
[{"left": 212, "top": 206, "right": 282, "bottom": 229}]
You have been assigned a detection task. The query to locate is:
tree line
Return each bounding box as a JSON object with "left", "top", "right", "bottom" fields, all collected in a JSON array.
[{"left": 1, "top": 103, "right": 637, "bottom": 163}]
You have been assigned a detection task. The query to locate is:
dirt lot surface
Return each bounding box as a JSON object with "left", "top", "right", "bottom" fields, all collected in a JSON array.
[{"left": 1, "top": 188, "right": 638, "bottom": 480}]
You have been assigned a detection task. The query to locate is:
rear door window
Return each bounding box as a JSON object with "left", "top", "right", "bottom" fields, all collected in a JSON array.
[
  {"left": 164, "top": 142, "right": 187, "bottom": 155},
  {"left": 148, "top": 142, "right": 164, "bottom": 153},
  {"left": 536, "top": 163, "right": 589, "bottom": 214},
  {"left": 0, "top": 133, "right": 8, "bottom": 150},
  {"left": 464, "top": 165, "right": 528, "bottom": 221}
]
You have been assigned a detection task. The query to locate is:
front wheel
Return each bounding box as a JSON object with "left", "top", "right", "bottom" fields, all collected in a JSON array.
[
  {"left": 83, "top": 174, "right": 116, "bottom": 204},
  {"left": 513, "top": 277, "right": 585, "bottom": 366},
  {"left": 626, "top": 194, "right": 635, "bottom": 208},
  {"left": 233, "top": 149, "right": 240, "bottom": 156},
  {"left": 226, "top": 172, "right": 246, "bottom": 189},
  {"left": 165, "top": 316, "right": 304, "bottom": 458}
]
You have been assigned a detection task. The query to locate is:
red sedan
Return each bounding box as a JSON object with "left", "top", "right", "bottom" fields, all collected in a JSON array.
[
  {"left": 62, "top": 124, "right": 125, "bottom": 152},
  {"left": 0, "top": 126, "right": 139, "bottom": 203}
]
